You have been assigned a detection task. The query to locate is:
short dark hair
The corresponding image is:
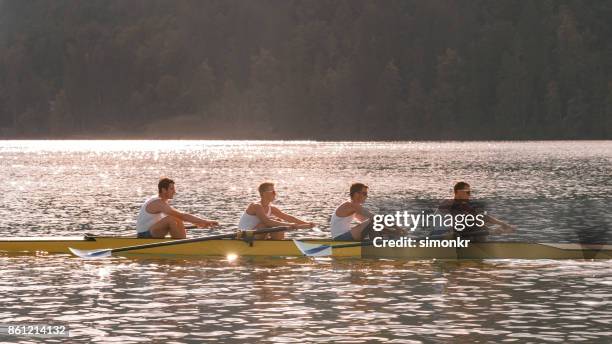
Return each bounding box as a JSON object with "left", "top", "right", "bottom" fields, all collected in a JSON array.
[
  {"left": 258, "top": 182, "right": 275, "bottom": 195},
  {"left": 350, "top": 183, "right": 368, "bottom": 197},
  {"left": 158, "top": 177, "right": 175, "bottom": 193},
  {"left": 454, "top": 181, "right": 470, "bottom": 193}
]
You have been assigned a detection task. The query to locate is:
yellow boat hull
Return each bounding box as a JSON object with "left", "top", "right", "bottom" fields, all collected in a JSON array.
[
  {"left": 0, "top": 236, "right": 610, "bottom": 259},
  {"left": 0, "top": 236, "right": 360, "bottom": 258}
]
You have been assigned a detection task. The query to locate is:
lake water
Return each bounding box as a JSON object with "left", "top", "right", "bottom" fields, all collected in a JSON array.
[{"left": 0, "top": 140, "right": 611, "bottom": 343}]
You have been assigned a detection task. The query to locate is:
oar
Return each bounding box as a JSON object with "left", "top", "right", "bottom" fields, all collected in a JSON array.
[
  {"left": 293, "top": 231, "right": 458, "bottom": 257},
  {"left": 293, "top": 239, "right": 373, "bottom": 257},
  {"left": 70, "top": 226, "right": 290, "bottom": 259}
]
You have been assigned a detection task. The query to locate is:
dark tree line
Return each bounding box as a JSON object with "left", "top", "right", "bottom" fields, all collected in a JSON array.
[{"left": 1, "top": 0, "right": 611, "bottom": 139}]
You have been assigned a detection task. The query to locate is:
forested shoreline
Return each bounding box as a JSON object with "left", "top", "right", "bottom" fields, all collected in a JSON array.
[{"left": 1, "top": 0, "right": 611, "bottom": 139}]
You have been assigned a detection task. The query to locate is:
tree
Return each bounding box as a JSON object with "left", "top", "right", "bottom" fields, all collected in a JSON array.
[
  {"left": 49, "top": 89, "right": 72, "bottom": 135},
  {"left": 432, "top": 48, "right": 462, "bottom": 138},
  {"left": 248, "top": 48, "right": 282, "bottom": 133},
  {"left": 604, "top": 81, "right": 612, "bottom": 138},
  {"left": 404, "top": 78, "right": 431, "bottom": 139},
  {"left": 543, "top": 80, "right": 562, "bottom": 137},
  {"left": 191, "top": 60, "right": 217, "bottom": 114},
  {"left": 372, "top": 60, "right": 403, "bottom": 138},
  {"left": 494, "top": 37, "right": 530, "bottom": 138}
]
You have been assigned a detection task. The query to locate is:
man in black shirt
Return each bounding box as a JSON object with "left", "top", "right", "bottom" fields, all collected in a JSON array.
[{"left": 436, "top": 182, "right": 515, "bottom": 241}]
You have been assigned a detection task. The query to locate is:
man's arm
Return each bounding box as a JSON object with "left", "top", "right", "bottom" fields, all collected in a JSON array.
[
  {"left": 484, "top": 214, "right": 515, "bottom": 233},
  {"left": 251, "top": 204, "right": 303, "bottom": 228},
  {"left": 352, "top": 203, "right": 375, "bottom": 221},
  {"left": 149, "top": 200, "right": 218, "bottom": 228},
  {"left": 270, "top": 207, "right": 314, "bottom": 228}
]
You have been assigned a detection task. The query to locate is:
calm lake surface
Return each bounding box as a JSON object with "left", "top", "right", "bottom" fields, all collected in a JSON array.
[{"left": 0, "top": 140, "right": 611, "bottom": 343}]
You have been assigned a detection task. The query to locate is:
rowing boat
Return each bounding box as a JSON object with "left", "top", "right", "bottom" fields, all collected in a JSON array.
[
  {"left": 0, "top": 235, "right": 610, "bottom": 259},
  {"left": 0, "top": 236, "right": 359, "bottom": 258}
]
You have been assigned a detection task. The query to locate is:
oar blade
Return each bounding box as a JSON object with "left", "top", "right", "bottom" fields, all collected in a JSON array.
[
  {"left": 69, "top": 247, "right": 112, "bottom": 259},
  {"left": 293, "top": 240, "right": 333, "bottom": 257}
]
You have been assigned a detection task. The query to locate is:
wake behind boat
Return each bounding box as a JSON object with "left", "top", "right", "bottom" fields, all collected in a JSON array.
[{"left": 0, "top": 234, "right": 610, "bottom": 259}]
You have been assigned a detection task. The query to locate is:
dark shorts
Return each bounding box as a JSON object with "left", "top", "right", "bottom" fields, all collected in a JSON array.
[
  {"left": 333, "top": 231, "right": 355, "bottom": 241},
  {"left": 137, "top": 230, "right": 154, "bottom": 238}
]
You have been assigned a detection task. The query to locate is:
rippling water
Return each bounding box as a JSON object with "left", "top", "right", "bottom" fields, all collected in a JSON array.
[{"left": 1, "top": 140, "right": 611, "bottom": 343}]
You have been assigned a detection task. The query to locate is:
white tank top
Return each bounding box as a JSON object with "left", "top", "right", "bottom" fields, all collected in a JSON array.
[
  {"left": 330, "top": 205, "right": 354, "bottom": 238},
  {"left": 238, "top": 205, "right": 272, "bottom": 231},
  {"left": 135, "top": 196, "right": 167, "bottom": 233}
]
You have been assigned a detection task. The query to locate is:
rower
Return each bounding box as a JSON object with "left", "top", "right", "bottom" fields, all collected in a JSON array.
[
  {"left": 434, "top": 181, "right": 515, "bottom": 241},
  {"left": 331, "top": 183, "right": 404, "bottom": 241},
  {"left": 135, "top": 177, "right": 218, "bottom": 239},
  {"left": 238, "top": 182, "right": 315, "bottom": 240}
]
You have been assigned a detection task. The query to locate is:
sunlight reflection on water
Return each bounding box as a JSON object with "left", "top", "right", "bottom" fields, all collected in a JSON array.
[
  {"left": 0, "top": 140, "right": 611, "bottom": 343},
  {"left": 0, "top": 255, "right": 611, "bottom": 343}
]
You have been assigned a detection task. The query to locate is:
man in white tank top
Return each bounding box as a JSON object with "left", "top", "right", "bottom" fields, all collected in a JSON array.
[
  {"left": 330, "top": 183, "right": 376, "bottom": 241},
  {"left": 331, "top": 183, "right": 406, "bottom": 241},
  {"left": 238, "top": 182, "right": 315, "bottom": 240},
  {"left": 135, "top": 178, "right": 218, "bottom": 239}
]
